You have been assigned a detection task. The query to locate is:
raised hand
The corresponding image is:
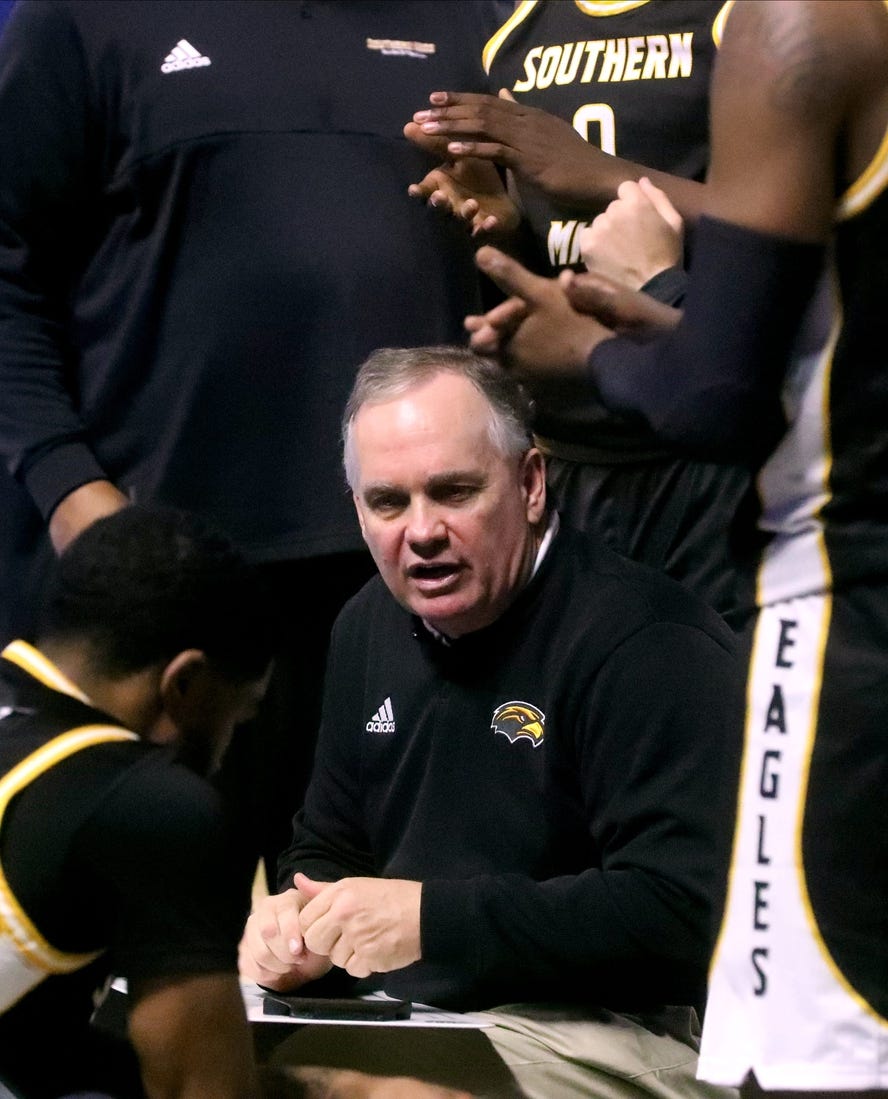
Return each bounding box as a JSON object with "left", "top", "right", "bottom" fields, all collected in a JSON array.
[
  {"left": 580, "top": 177, "right": 684, "bottom": 290},
  {"left": 412, "top": 89, "right": 603, "bottom": 208},
  {"left": 403, "top": 137, "right": 521, "bottom": 237},
  {"left": 466, "top": 246, "right": 611, "bottom": 376}
]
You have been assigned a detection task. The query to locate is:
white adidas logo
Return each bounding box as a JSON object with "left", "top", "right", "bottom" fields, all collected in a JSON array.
[
  {"left": 161, "top": 39, "right": 211, "bottom": 74},
  {"left": 365, "top": 697, "right": 396, "bottom": 734}
]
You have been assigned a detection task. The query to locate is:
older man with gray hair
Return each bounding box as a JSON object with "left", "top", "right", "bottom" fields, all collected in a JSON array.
[{"left": 241, "top": 345, "right": 740, "bottom": 1098}]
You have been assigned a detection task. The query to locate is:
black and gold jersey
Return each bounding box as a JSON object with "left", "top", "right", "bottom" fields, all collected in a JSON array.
[
  {"left": 698, "top": 106, "right": 888, "bottom": 1094},
  {"left": 0, "top": 640, "right": 243, "bottom": 1096},
  {"left": 485, "top": 0, "right": 730, "bottom": 268},
  {"left": 0, "top": 641, "right": 137, "bottom": 1012},
  {"left": 756, "top": 126, "right": 888, "bottom": 599}
]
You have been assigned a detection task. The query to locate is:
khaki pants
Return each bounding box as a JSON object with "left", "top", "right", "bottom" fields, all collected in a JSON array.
[{"left": 479, "top": 1004, "right": 740, "bottom": 1099}]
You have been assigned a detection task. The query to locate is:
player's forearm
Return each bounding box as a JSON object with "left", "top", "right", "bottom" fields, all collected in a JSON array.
[
  {"left": 587, "top": 216, "right": 825, "bottom": 462},
  {"left": 130, "top": 974, "right": 259, "bottom": 1099},
  {"left": 545, "top": 150, "right": 706, "bottom": 223}
]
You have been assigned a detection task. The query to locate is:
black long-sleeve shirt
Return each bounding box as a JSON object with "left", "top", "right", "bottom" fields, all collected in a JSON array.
[
  {"left": 279, "top": 524, "right": 742, "bottom": 1012},
  {"left": 0, "top": 0, "right": 502, "bottom": 559}
]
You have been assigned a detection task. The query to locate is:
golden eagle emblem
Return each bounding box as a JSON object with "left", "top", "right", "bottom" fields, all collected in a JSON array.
[{"left": 490, "top": 701, "right": 546, "bottom": 747}]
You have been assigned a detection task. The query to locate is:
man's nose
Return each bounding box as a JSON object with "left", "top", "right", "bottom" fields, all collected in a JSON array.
[{"left": 405, "top": 501, "right": 447, "bottom": 552}]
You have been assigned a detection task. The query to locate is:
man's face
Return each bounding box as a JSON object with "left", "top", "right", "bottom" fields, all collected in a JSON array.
[{"left": 351, "top": 372, "right": 545, "bottom": 637}]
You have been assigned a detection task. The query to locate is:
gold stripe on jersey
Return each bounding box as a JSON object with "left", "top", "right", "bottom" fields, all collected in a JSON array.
[
  {"left": 483, "top": 0, "right": 539, "bottom": 74},
  {"left": 2, "top": 640, "right": 91, "bottom": 705},
  {"left": 711, "top": 0, "right": 735, "bottom": 48},
  {"left": 0, "top": 725, "right": 138, "bottom": 974},
  {"left": 573, "top": 1, "right": 650, "bottom": 15},
  {"left": 838, "top": 120, "right": 888, "bottom": 221},
  {"left": 705, "top": 598, "right": 766, "bottom": 986}
]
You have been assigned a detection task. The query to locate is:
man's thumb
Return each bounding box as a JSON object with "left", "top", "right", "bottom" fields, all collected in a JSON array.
[
  {"left": 293, "top": 872, "right": 329, "bottom": 899},
  {"left": 475, "top": 245, "right": 541, "bottom": 301}
]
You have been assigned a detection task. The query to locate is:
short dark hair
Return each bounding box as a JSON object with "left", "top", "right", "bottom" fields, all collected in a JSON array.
[
  {"left": 37, "top": 507, "right": 279, "bottom": 682},
  {"left": 342, "top": 346, "right": 534, "bottom": 488}
]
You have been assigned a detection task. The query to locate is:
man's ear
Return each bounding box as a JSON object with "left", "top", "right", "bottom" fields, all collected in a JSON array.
[
  {"left": 521, "top": 447, "right": 546, "bottom": 524},
  {"left": 158, "top": 649, "right": 209, "bottom": 730}
]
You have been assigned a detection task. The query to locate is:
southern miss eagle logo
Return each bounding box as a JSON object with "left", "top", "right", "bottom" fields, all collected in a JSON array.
[{"left": 490, "top": 701, "right": 545, "bottom": 748}]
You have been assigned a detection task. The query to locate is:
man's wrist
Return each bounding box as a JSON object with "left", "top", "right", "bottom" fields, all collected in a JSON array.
[
  {"left": 47, "top": 480, "right": 129, "bottom": 554},
  {"left": 22, "top": 440, "right": 108, "bottom": 520}
]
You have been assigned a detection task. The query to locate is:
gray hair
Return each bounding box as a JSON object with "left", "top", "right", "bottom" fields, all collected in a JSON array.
[{"left": 342, "top": 346, "right": 534, "bottom": 489}]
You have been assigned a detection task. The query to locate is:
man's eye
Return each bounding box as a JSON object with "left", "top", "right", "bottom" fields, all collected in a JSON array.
[
  {"left": 368, "top": 495, "right": 405, "bottom": 514},
  {"left": 439, "top": 484, "right": 477, "bottom": 503}
]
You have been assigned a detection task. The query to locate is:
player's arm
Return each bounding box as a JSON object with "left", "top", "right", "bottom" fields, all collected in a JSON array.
[
  {"left": 580, "top": 0, "right": 865, "bottom": 459},
  {"left": 128, "top": 973, "right": 258, "bottom": 1099},
  {"left": 410, "top": 90, "right": 708, "bottom": 222},
  {"left": 82, "top": 764, "right": 264, "bottom": 1096},
  {"left": 702, "top": 0, "right": 845, "bottom": 240}
]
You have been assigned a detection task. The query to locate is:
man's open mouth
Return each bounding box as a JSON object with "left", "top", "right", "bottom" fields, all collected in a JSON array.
[{"left": 408, "top": 563, "right": 460, "bottom": 583}]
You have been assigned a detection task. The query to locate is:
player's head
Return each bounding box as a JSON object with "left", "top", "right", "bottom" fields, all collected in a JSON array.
[
  {"left": 37, "top": 506, "right": 280, "bottom": 770},
  {"left": 342, "top": 346, "right": 546, "bottom": 638}
]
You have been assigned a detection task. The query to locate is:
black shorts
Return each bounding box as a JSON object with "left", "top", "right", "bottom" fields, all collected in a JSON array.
[
  {"left": 542, "top": 446, "right": 755, "bottom": 622},
  {"left": 700, "top": 572, "right": 888, "bottom": 1089}
]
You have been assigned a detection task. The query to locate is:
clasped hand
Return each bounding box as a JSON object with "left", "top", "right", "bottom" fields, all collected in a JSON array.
[
  {"left": 239, "top": 873, "right": 422, "bottom": 990},
  {"left": 466, "top": 246, "right": 683, "bottom": 379}
]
